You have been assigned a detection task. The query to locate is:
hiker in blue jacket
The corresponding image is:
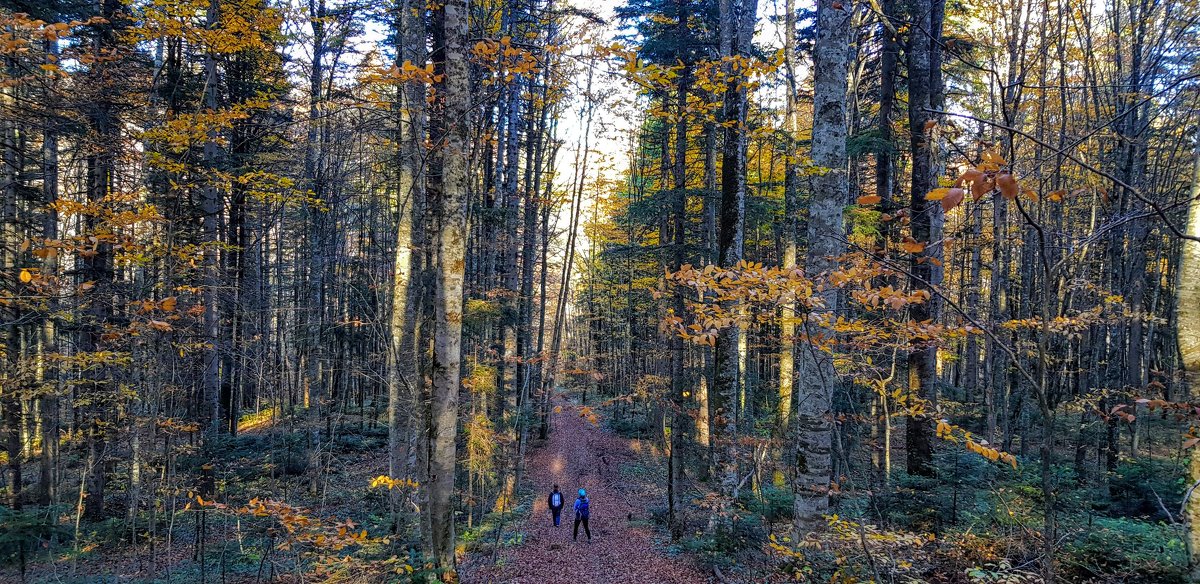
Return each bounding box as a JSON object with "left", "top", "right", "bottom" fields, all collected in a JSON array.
[
  {"left": 573, "top": 488, "right": 591, "bottom": 541},
  {"left": 547, "top": 485, "right": 565, "bottom": 527}
]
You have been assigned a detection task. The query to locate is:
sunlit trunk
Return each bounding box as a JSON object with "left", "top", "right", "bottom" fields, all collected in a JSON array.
[{"left": 1177, "top": 128, "right": 1200, "bottom": 582}]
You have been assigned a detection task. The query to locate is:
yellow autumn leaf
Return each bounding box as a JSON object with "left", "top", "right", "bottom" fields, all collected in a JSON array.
[{"left": 925, "top": 188, "right": 951, "bottom": 201}]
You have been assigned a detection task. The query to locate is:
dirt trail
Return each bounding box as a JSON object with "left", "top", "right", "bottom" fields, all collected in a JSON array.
[{"left": 462, "top": 398, "right": 707, "bottom": 584}]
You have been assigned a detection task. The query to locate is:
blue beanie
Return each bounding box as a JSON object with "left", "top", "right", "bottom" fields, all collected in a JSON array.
[{"left": 578, "top": 488, "right": 586, "bottom": 497}]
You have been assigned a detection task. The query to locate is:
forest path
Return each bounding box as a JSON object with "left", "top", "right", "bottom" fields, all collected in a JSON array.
[{"left": 461, "top": 396, "right": 707, "bottom": 584}]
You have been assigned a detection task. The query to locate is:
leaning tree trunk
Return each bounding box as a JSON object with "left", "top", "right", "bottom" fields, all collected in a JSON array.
[{"left": 793, "top": 0, "right": 850, "bottom": 534}]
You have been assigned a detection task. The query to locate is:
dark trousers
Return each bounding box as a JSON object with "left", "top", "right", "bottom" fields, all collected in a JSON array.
[
  {"left": 573, "top": 514, "right": 591, "bottom": 540},
  {"left": 551, "top": 507, "right": 562, "bottom": 526}
]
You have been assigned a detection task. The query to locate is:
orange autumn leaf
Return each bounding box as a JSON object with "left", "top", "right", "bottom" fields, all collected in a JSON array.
[
  {"left": 900, "top": 237, "right": 925, "bottom": 254},
  {"left": 971, "top": 178, "right": 993, "bottom": 201},
  {"left": 941, "top": 188, "right": 965, "bottom": 212},
  {"left": 996, "top": 173, "right": 1019, "bottom": 200},
  {"left": 955, "top": 168, "right": 982, "bottom": 187},
  {"left": 956, "top": 168, "right": 992, "bottom": 201},
  {"left": 857, "top": 195, "right": 881, "bottom": 205}
]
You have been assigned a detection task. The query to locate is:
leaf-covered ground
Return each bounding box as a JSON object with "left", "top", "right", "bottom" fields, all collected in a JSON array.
[{"left": 461, "top": 399, "right": 707, "bottom": 583}]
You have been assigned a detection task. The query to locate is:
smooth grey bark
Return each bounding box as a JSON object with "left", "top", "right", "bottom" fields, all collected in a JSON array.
[
  {"left": 202, "top": 0, "right": 223, "bottom": 433},
  {"left": 429, "top": 0, "right": 470, "bottom": 568},
  {"left": 387, "top": 0, "right": 427, "bottom": 492},
  {"left": 38, "top": 36, "right": 60, "bottom": 506},
  {"left": 778, "top": 0, "right": 798, "bottom": 437},
  {"left": 793, "top": 0, "right": 850, "bottom": 535}
]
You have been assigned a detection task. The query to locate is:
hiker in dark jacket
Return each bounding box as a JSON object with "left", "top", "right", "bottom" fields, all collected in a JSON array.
[
  {"left": 573, "top": 489, "right": 591, "bottom": 541},
  {"left": 547, "top": 485, "right": 565, "bottom": 527}
]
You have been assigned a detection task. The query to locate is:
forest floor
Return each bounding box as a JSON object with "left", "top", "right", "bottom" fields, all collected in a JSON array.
[{"left": 460, "top": 397, "right": 708, "bottom": 584}]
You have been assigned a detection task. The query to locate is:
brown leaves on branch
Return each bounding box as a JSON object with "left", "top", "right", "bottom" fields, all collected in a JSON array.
[
  {"left": 189, "top": 495, "right": 370, "bottom": 553},
  {"left": 660, "top": 254, "right": 976, "bottom": 354}
]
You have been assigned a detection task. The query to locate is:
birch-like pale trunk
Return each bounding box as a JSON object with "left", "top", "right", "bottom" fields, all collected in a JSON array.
[{"left": 1177, "top": 128, "right": 1200, "bottom": 582}]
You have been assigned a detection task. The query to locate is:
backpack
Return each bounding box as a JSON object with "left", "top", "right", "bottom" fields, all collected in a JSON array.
[
  {"left": 551, "top": 492, "right": 562, "bottom": 507},
  {"left": 575, "top": 496, "right": 589, "bottom": 518}
]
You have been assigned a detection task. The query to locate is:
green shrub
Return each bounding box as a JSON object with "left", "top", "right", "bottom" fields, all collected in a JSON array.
[
  {"left": 1107, "top": 458, "right": 1185, "bottom": 519},
  {"left": 742, "top": 483, "right": 793, "bottom": 523},
  {"left": 1061, "top": 516, "right": 1186, "bottom": 583},
  {"left": 607, "top": 413, "right": 654, "bottom": 439},
  {"left": 0, "top": 507, "right": 68, "bottom": 578}
]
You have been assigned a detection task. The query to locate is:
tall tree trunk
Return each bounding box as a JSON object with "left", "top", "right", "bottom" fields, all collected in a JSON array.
[
  {"left": 713, "top": 0, "right": 757, "bottom": 530},
  {"left": 793, "top": 0, "right": 849, "bottom": 534},
  {"left": 388, "top": 0, "right": 427, "bottom": 492},
  {"left": 778, "top": 0, "right": 799, "bottom": 437},
  {"left": 305, "top": 0, "right": 329, "bottom": 422},
  {"left": 903, "top": 0, "right": 944, "bottom": 477},
  {"left": 37, "top": 36, "right": 60, "bottom": 506},
  {"left": 428, "top": 0, "right": 470, "bottom": 568},
  {"left": 202, "top": 0, "right": 224, "bottom": 433},
  {"left": 1177, "top": 127, "right": 1200, "bottom": 582},
  {"left": 81, "top": 0, "right": 125, "bottom": 521},
  {"left": 1, "top": 45, "right": 19, "bottom": 510},
  {"left": 667, "top": 2, "right": 691, "bottom": 535}
]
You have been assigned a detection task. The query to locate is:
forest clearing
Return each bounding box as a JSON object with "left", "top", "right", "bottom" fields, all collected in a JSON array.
[{"left": 1, "top": 0, "right": 1200, "bottom": 581}]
